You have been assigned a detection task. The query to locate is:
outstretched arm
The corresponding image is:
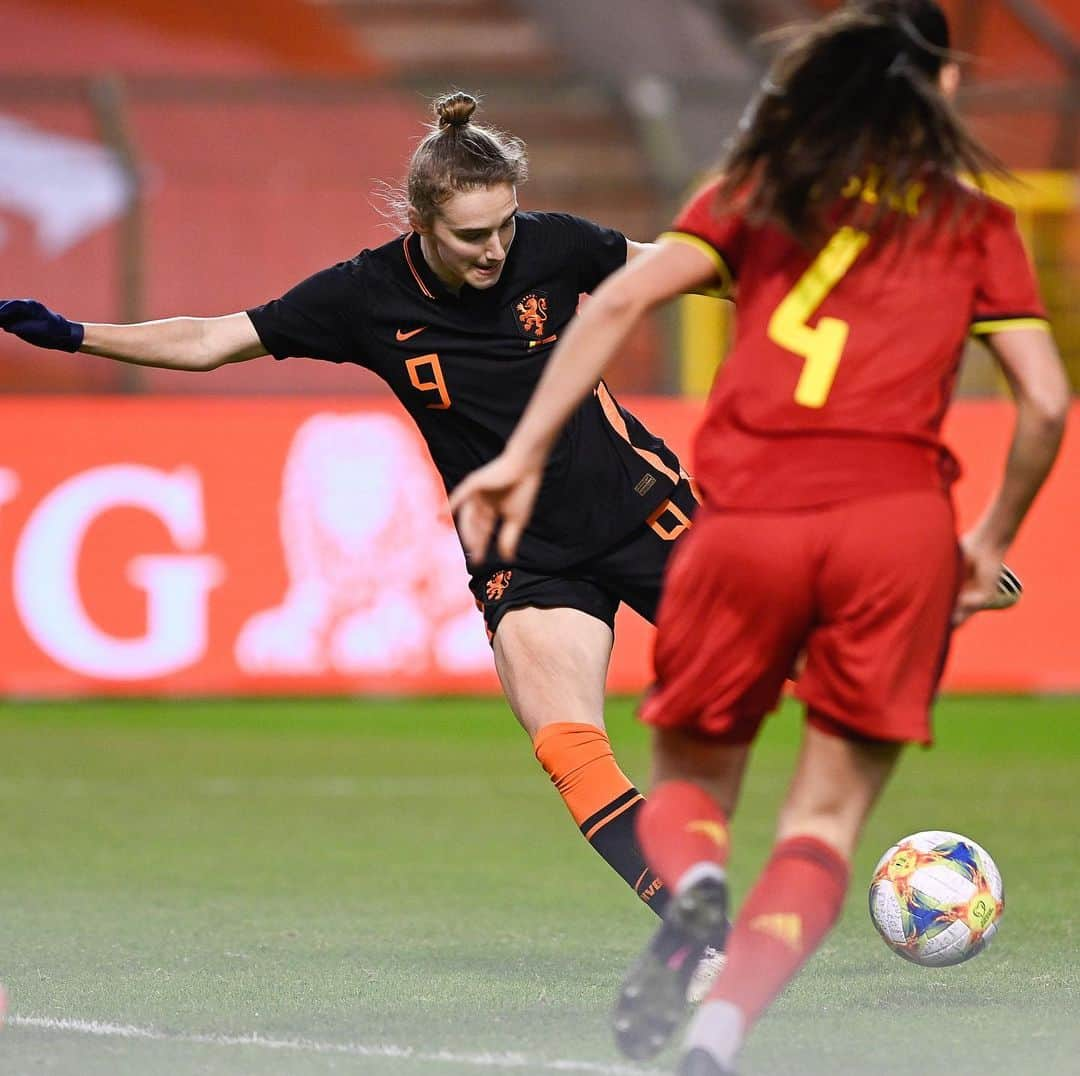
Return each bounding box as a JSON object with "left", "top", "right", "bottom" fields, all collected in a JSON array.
[
  {"left": 449, "top": 240, "right": 719, "bottom": 561},
  {"left": 0, "top": 299, "right": 266, "bottom": 370},
  {"left": 954, "top": 327, "right": 1069, "bottom": 624},
  {"left": 81, "top": 312, "right": 266, "bottom": 369}
]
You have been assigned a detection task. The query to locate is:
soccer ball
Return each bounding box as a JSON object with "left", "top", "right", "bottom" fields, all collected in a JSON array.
[{"left": 868, "top": 830, "right": 1004, "bottom": 967}]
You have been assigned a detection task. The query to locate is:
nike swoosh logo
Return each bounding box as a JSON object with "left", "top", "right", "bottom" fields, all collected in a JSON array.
[{"left": 396, "top": 326, "right": 427, "bottom": 342}]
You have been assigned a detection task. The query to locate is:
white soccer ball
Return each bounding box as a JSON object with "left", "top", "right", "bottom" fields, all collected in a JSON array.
[{"left": 868, "top": 830, "right": 1004, "bottom": 967}]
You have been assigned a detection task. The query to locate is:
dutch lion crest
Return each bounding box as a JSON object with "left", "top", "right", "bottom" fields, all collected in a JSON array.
[
  {"left": 485, "top": 570, "right": 513, "bottom": 601},
  {"left": 515, "top": 292, "right": 549, "bottom": 338}
]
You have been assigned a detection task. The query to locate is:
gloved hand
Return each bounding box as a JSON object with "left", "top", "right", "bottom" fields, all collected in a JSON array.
[{"left": 0, "top": 299, "right": 85, "bottom": 352}]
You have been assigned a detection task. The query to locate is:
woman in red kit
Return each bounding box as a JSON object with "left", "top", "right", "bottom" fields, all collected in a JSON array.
[{"left": 450, "top": 1, "right": 1069, "bottom": 1071}]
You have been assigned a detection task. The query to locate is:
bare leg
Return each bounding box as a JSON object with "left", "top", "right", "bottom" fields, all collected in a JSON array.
[
  {"left": 650, "top": 727, "right": 752, "bottom": 821},
  {"left": 776, "top": 723, "right": 902, "bottom": 858},
  {"left": 493, "top": 606, "right": 668, "bottom": 913},
  {"left": 493, "top": 606, "right": 612, "bottom": 739}
]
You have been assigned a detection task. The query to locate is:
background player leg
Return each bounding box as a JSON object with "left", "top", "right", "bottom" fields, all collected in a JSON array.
[
  {"left": 650, "top": 727, "right": 751, "bottom": 1002},
  {"left": 684, "top": 725, "right": 903, "bottom": 1074},
  {"left": 613, "top": 730, "right": 750, "bottom": 1059},
  {"left": 636, "top": 726, "right": 753, "bottom": 909},
  {"left": 494, "top": 606, "right": 668, "bottom": 916}
]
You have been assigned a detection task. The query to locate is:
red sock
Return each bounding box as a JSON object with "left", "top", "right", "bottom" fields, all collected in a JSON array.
[
  {"left": 636, "top": 780, "right": 730, "bottom": 889},
  {"left": 710, "top": 835, "right": 850, "bottom": 1026}
]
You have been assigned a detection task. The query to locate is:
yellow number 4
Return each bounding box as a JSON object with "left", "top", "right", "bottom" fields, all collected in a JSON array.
[{"left": 767, "top": 226, "right": 870, "bottom": 408}]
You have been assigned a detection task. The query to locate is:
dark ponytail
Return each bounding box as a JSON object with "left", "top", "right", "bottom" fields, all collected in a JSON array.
[{"left": 719, "top": 0, "right": 1004, "bottom": 243}]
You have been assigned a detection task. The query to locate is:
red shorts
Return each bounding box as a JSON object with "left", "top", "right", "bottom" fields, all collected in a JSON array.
[{"left": 640, "top": 490, "right": 962, "bottom": 746}]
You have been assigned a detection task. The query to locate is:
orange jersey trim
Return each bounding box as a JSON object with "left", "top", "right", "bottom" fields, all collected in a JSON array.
[
  {"left": 595, "top": 382, "right": 681, "bottom": 485},
  {"left": 402, "top": 235, "right": 435, "bottom": 300},
  {"left": 657, "top": 230, "right": 734, "bottom": 298}
]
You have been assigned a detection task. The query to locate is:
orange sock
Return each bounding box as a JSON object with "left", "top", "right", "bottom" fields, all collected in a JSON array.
[{"left": 533, "top": 722, "right": 668, "bottom": 916}]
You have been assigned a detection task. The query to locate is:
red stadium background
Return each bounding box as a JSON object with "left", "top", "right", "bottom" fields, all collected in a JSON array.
[
  {"left": 0, "top": 0, "right": 1075, "bottom": 699},
  {"left": 1, "top": 396, "right": 1075, "bottom": 697}
]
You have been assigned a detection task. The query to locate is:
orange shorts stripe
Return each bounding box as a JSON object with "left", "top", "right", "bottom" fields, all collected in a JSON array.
[{"left": 595, "top": 382, "right": 681, "bottom": 485}]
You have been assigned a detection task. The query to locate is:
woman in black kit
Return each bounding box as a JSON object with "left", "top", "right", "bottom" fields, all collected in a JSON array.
[{"left": 1, "top": 91, "right": 725, "bottom": 994}]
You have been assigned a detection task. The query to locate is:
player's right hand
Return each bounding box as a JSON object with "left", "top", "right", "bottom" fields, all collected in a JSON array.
[
  {"left": 954, "top": 532, "right": 1009, "bottom": 626},
  {"left": 448, "top": 451, "right": 543, "bottom": 564},
  {"left": 0, "top": 299, "right": 84, "bottom": 352}
]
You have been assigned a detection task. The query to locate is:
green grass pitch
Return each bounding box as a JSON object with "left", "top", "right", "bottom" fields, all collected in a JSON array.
[{"left": 0, "top": 695, "right": 1077, "bottom": 1076}]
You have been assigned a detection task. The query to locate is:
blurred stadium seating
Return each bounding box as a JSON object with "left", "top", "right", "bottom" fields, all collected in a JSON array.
[
  {"left": 0, "top": 0, "right": 1075, "bottom": 394},
  {"left": 0, "top": 0, "right": 669, "bottom": 392}
]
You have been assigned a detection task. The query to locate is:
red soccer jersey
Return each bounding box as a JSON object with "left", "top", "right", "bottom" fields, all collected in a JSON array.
[{"left": 664, "top": 177, "right": 1049, "bottom": 509}]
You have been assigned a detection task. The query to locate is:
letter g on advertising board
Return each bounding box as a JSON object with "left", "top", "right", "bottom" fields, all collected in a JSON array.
[{"left": 12, "top": 464, "right": 223, "bottom": 680}]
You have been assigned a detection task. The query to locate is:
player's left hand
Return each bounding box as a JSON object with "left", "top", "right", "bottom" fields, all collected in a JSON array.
[
  {"left": 0, "top": 299, "right": 84, "bottom": 352},
  {"left": 448, "top": 451, "right": 543, "bottom": 563}
]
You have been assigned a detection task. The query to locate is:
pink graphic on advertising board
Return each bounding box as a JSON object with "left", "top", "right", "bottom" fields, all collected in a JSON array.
[{"left": 234, "top": 412, "right": 491, "bottom": 677}]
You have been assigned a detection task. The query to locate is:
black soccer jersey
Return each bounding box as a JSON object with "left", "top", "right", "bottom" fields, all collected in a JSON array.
[{"left": 247, "top": 211, "right": 682, "bottom": 571}]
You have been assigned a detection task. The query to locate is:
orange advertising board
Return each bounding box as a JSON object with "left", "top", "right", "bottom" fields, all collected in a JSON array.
[{"left": 0, "top": 397, "right": 1075, "bottom": 697}]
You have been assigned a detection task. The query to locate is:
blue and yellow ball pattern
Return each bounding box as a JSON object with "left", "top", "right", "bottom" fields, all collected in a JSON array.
[{"left": 868, "top": 830, "right": 1004, "bottom": 967}]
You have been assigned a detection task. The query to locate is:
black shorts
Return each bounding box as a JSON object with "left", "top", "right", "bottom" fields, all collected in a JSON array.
[{"left": 468, "top": 477, "right": 700, "bottom": 638}]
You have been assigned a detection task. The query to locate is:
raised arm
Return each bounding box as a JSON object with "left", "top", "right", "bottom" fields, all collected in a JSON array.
[
  {"left": 0, "top": 299, "right": 266, "bottom": 371},
  {"left": 954, "top": 327, "right": 1070, "bottom": 624},
  {"left": 449, "top": 239, "right": 719, "bottom": 561}
]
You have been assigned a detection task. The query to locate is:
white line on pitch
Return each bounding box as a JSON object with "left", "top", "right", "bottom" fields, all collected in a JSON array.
[{"left": 9, "top": 1014, "right": 659, "bottom": 1075}]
